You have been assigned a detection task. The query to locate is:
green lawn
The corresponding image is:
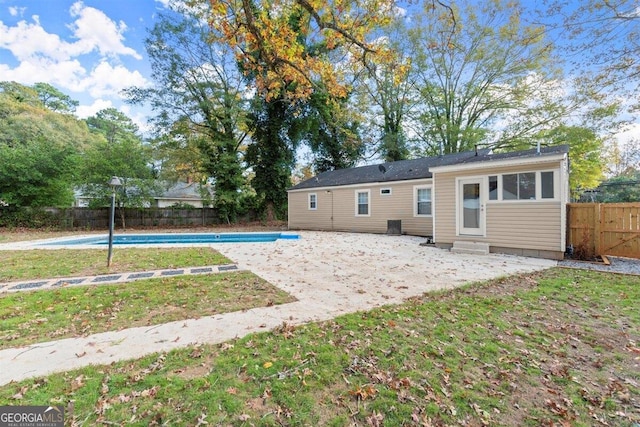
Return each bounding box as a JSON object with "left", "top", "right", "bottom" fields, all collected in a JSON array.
[
  {"left": 0, "top": 247, "right": 231, "bottom": 282},
  {"left": 1, "top": 268, "right": 638, "bottom": 426},
  {"left": 0, "top": 271, "right": 295, "bottom": 349}
]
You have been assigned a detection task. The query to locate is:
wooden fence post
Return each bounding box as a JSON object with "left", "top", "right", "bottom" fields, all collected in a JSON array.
[{"left": 594, "top": 203, "right": 602, "bottom": 255}]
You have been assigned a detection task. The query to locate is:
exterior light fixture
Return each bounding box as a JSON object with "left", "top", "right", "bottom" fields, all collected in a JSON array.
[{"left": 107, "top": 176, "right": 122, "bottom": 267}]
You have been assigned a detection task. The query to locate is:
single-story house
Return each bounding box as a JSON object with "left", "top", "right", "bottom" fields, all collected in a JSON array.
[
  {"left": 287, "top": 145, "right": 570, "bottom": 260},
  {"left": 153, "top": 181, "right": 214, "bottom": 208},
  {"left": 74, "top": 181, "right": 214, "bottom": 208}
]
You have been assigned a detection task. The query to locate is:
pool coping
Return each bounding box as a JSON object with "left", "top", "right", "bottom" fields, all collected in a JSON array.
[
  {"left": 0, "top": 264, "right": 242, "bottom": 293},
  {"left": 0, "top": 232, "right": 300, "bottom": 250}
]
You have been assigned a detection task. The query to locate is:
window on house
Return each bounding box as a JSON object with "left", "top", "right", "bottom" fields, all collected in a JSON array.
[
  {"left": 488, "top": 175, "right": 498, "bottom": 200},
  {"left": 415, "top": 187, "right": 432, "bottom": 216},
  {"left": 356, "top": 190, "right": 369, "bottom": 216},
  {"left": 503, "top": 173, "right": 536, "bottom": 200},
  {"left": 380, "top": 188, "right": 392, "bottom": 196},
  {"left": 308, "top": 193, "right": 317, "bottom": 210},
  {"left": 541, "top": 171, "right": 555, "bottom": 199}
]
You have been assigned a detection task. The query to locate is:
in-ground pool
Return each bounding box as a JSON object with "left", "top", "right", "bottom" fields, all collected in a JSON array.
[{"left": 40, "top": 232, "right": 299, "bottom": 246}]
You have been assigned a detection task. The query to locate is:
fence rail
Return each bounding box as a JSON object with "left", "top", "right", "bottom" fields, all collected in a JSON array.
[{"left": 567, "top": 203, "right": 640, "bottom": 259}]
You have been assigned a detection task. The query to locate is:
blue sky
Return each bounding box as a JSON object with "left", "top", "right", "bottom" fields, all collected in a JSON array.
[
  {"left": 0, "top": 0, "right": 637, "bottom": 146},
  {"left": 0, "top": 0, "right": 167, "bottom": 128}
]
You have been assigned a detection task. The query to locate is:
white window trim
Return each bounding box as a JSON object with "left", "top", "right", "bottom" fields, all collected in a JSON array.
[
  {"left": 355, "top": 189, "right": 371, "bottom": 217},
  {"left": 380, "top": 187, "right": 392, "bottom": 196},
  {"left": 413, "top": 185, "right": 433, "bottom": 217},
  {"left": 486, "top": 169, "right": 560, "bottom": 203},
  {"left": 308, "top": 193, "right": 317, "bottom": 210},
  {"left": 538, "top": 170, "right": 558, "bottom": 200}
]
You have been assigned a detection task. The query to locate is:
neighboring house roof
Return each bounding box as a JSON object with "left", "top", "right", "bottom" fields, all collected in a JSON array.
[
  {"left": 73, "top": 181, "right": 214, "bottom": 204},
  {"left": 158, "top": 181, "right": 213, "bottom": 201},
  {"left": 289, "top": 145, "right": 569, "bottom": 191}
]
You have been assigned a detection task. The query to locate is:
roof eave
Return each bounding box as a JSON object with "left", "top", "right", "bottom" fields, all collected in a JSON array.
[
  {"left": 429, "top": 152, "right": 568, "bottom": 174},
  {"left": 287, "top": 176, "right": 434, "bottom": 193}
]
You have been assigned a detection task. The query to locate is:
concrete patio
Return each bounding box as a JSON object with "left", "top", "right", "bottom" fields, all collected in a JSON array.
[{"left": 0, "top": 231, "right": 557, "bottom": 385}]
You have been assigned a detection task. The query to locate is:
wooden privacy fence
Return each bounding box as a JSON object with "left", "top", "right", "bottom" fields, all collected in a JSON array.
[{"left": 567, "top": 203, "right": 640, "bottom": 259}]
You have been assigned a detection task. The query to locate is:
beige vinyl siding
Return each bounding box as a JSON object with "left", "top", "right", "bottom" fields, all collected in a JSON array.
[
  {"left": 288, "top": 180, "right": 433, "bottom": 236},
  {"left": 433, "top": 172, "right": 456, "bottom": 242},
  {"left": 288, "top": 191, "right": 333, "bottom": 230},
  {"left": 434, "top": 160, "right": 566, "bottom": 252},
  {"left": 485, "top": 203, "right": 561, "bottom": 250}
]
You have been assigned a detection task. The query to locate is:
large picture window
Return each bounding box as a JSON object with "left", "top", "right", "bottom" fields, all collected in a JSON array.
[
  {"left": 490, "top": 170, "right": 557, "bottom": 202},
  {"left": 502, "top": 172, "right": 536, "bottom": 200},
  {"left": 414, "top": 186, "right": 432, "bottom": 216},
  {"left": 355, "top": 190, "right": 370, "bottom": 216}
]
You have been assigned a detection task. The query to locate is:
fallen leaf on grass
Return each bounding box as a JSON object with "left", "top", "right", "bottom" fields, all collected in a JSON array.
[
  {"left": 71, "top": 375, "right": 85, "bottom": 391},
  {"left": 12, "top": 385, "right": 28, "bottom": 400},
  {"left": 195, "top": 412, "right": 208, "bottom": 427},
  {"left": 220, "top": 343, "right": 234, "bottom": 351},
  {"left": 366, "top": 411, "right": 385, "bottom": 427},
  {"left": 349, "top": 384, "right": 378, "bottom": 401}
]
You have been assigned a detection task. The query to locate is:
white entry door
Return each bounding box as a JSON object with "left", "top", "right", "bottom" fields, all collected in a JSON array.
[{"left": 459, "top": 178, "right": 485, "bottom": 236}]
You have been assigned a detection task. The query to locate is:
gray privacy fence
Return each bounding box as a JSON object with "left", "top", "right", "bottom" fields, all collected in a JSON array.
[{"left": 1, "top": 207, "right": 259, "bottom": 230}]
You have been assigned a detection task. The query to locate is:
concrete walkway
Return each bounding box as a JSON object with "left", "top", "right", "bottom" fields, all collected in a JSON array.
[{"left": 0, "top": 231, "right": 557, "bottom": 385}]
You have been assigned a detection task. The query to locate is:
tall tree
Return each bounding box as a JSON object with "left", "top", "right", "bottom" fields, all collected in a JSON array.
[
  {"left": 408, "top": 0, "right": 567, "bottom": 156},
  {"left": 246, "top": 94, "right": 301, "bottom": 220},
  {"left": 537, "top": 0, "right": 639, "bottom": 109},
  {"left": 124, "top": 5, "right": 247, "bottom": 222},
  {"left": 80, "top": 108, "right": 157, "bottom": 218},
  {"left": 606, "top": 139, "right": 640, "bottom": 177},
  {"left": 86, "top": 108, "right": 140, "bottom": 144},
  {"left": 356, "top": 18, "right": 415, "bottom": 162},
  {"left": 198, "top": 0, "right": 451, "bottom": 101},
  {"left": 33, "top": 82, "right": 79, "bottom": 114},
  {"left": 304, "top": 89, "right": 365, "bottom": 172},
  {"left": 532, "top": 126, "right": 606, "bottom": 197},
  {"left": 0, "top": 82, "right": 92, "bottom": 207},
  {"left": 591, "top": 170, "right": 640, "bottom": 203}
]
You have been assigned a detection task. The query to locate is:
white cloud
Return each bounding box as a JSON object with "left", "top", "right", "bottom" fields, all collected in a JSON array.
[
  {"left": 0, "top": 18, "right": 70, "bottom": 61},
  {"left": 78, "top": 61, "right": 149, "bottom": 98},
  {"left": 76, "top": 99, "right": 113, "bottom": 119},
  {"left": 154, "top": 0, "right": 173, "bottom": 8},
  {"left": 0, "top": 2, "right": 149, "bottom": 103},
  {"left": 0, "top": 3, "right": 141, "bottom": 62},
  {"left": 8, "top": 6, "right": 26, "bottom": 17},
  {"left": 68, "top": 1, "right": 142, "bottom": 59},
  {"left": 616, "top": 122, "right": 640, "bottom": 145},
  {"left": 0, "top": 57, "right": 87, "bottom": 86},
  {"left": 121, "top": 104, "right": 152, "bottom": 134}
]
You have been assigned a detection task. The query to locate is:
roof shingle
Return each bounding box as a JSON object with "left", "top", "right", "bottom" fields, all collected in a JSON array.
[{"left": 288, "top": 145, "right": 568, "bottom": 191}]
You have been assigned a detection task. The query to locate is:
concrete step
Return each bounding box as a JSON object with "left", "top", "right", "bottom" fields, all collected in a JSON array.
[{"left": 451, "top": 241, "right": 490, "bottom": 255}]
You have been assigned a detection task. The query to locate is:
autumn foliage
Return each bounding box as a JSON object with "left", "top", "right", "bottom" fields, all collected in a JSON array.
[{"left": 203, "top": 0, "right": 399, "bottom": 100}]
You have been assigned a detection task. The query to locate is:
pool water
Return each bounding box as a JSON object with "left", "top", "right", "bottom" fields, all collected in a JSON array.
[{"left": 41, "top": 232, "right": 299, "bottom": 246}]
